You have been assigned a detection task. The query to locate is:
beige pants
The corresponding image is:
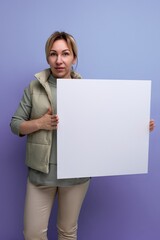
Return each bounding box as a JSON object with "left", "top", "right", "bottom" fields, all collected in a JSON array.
[{"left": 23, "top": 179, "right": 90, "bottom": 240}]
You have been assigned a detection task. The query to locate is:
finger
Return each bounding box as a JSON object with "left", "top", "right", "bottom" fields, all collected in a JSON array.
[
  {"left": 51, "top": 116, "right": 59, "bottom": 123},
  {"left": 51, "top": 125, "right": 58, "bottom": 130},
  {"left": 51, "top": 119, "right": 58, "bottom": 126},
  {"left": 47, "top": 107, "right": 52, "bottom": 115}
]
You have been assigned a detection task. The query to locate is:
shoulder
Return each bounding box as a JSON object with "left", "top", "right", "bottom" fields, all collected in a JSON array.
[
  {"left": 29, "top": 79, "right": 40, "bottom": 93},
  {"left": 71, "top": 71, "right": 82, "bottom": 79}
]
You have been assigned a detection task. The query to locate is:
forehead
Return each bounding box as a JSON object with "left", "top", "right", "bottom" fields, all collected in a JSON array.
[{"left": 51, "top": 39, "right": 71, "bottom": 51}]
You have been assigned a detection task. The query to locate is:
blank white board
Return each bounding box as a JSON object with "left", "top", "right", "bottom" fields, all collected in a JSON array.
[{"left": 57, "top": 79, "right": 151, "bottom": 179}]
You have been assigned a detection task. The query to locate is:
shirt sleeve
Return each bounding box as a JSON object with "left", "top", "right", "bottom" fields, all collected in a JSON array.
[{"left": 10, "top": 87, "right": 32, "bottom": 136}]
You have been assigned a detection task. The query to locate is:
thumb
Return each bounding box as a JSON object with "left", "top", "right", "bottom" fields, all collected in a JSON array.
[{"left": 47, "top": 107, "right": 52, "bottom": 115}]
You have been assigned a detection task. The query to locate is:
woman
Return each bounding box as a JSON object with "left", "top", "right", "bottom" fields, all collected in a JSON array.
[
  {"left": 10, "top": 31, "right": 155, "bottom": 240},
  {"left": 10, "top": 31, "right": 90, "bottom": 240}
]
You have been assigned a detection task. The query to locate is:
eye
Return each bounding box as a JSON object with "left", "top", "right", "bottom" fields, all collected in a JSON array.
[
  {"left": 49, "top": 52, "right": 57, "bottom": 57},
  {"left": 62, "top": 52, "right": 70, "bottom": 56}
]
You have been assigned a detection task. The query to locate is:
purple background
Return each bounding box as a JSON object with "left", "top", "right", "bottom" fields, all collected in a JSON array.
[{"left": 1, "top": 0, "right": 160, "bottom": 239}]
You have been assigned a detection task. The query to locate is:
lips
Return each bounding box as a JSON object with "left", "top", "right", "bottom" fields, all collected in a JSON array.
[{"left": 55, "top": 67, "right": 65, "bottom": 71}]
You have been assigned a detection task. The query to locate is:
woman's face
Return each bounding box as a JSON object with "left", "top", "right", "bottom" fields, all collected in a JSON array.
[{"left": 48, "top": 39, "right": 76, "bottom": 79}]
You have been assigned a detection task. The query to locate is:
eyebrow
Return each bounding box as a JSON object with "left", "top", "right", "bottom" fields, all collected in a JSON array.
[{"left": 50, "top": 49, "right": 71, "bottom": 52}]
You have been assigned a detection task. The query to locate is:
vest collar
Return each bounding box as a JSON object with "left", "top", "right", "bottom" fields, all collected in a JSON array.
[{"left": 34, "top": 68, "right": 51, "bottom": 85}]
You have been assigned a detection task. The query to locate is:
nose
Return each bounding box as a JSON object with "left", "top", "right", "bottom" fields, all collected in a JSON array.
[{"left": 56, "top": 55, "right": 63, "bottom": 64}]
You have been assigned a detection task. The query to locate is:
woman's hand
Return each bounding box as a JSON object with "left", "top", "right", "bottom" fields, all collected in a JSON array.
[
  {"left": 149, "top": 119, "right": 155, "bottom": 132},
  {"left": 19, "top": 108, "right": 59, "bottom": 135},
  {"left": 38, "top": 108, "right": 59, "bottom": 131}
]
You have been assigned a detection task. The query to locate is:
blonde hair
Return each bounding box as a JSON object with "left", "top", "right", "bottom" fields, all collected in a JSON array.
[{"left": 45, "top": 31, "right": 78, "bottom": 63}]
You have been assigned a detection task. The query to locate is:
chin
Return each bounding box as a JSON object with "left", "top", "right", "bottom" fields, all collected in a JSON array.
[
  {"left": 52, "top": 70, "right": 70, "bottom": 79},
  {"left": 52, "top": 74, "right": 64, "bottom": 79}
]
